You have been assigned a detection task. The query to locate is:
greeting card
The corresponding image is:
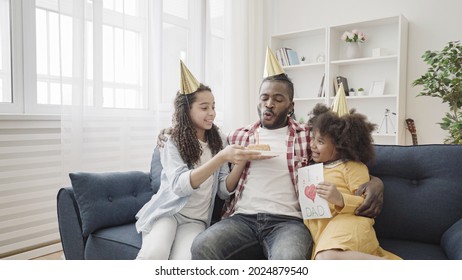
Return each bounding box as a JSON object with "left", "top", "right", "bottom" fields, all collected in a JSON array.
[{"left": 297, "top": 163, "right": 332, "bottom": 219}]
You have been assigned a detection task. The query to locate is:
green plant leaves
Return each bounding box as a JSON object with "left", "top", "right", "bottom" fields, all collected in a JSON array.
[{"left": 412, "top": 40, "right": 462, "bottom": 144}]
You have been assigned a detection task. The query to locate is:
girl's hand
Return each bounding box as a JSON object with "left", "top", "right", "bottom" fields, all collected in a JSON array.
[
  {"left": 220, "top": 144, "right": 261, "bottom": 166},
  {"left": 316, "top": 181, "right": 344, "bottom": 207}
]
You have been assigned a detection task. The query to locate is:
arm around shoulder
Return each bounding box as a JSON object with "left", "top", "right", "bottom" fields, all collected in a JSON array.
[{"left": 354, "top": 175, "right": 384, "bottom": 218}]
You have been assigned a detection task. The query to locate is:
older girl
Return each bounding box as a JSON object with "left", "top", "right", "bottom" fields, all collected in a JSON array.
[{"left": 135, "top": 61, "right": 259, "bottom": 259}]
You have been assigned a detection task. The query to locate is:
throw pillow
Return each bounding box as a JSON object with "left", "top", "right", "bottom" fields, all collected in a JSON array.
[{"left": 70, "top": 171, "right": 153, "bottom": 237}]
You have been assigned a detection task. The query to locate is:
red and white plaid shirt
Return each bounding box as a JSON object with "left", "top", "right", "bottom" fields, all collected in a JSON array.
[{"left": 223, "top": 117, "right": 311, "bottom": 217}]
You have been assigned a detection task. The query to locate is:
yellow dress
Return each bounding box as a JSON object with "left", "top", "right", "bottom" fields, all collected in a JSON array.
[{"left": 304, "top": 160, "right": 401, "bottom": 260}]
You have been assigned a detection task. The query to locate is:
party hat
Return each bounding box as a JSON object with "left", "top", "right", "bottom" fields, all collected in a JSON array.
[
  {"left": 331, "top": 83, "right": 350, "bottom": 117},
  {"left": 179, "top": 60, "right": 200, "bottom": 94},
  {"left": 263, "top": 46, "right": 285, "bottom": 78}
]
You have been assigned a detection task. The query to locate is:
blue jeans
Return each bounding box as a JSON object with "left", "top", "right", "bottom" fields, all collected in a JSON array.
[{"left": 191, "top": 213, "right": 313, "bottom": 260}]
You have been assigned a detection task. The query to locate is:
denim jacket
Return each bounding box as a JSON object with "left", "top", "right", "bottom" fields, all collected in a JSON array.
[{"left": 135, "top": 136, "right": 231, "bottom": 234}]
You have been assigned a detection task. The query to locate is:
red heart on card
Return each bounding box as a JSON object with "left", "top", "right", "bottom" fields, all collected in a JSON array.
[{"left": 304, "top": 184, "right": 316, "bottom": 202}]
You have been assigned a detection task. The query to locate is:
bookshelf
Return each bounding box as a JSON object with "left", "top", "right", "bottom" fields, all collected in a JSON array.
[{"left": 270, "top": 15, "right": 408, "bottom": 144}]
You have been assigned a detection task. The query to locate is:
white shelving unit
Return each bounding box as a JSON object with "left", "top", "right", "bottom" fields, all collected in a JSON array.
[{"left": 271, "top": 15, "right": 408, "bottom": 144}]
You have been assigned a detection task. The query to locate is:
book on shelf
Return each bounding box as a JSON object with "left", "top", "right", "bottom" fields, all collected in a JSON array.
[
  {"left": 276, "top": 48, "right": 287, "bottom": 66},
  {"left": 276, "top": 47, "right": 300, "bottom": 66},
  {"left": 317, "top": 74, "right": 325, "bottom": 97},
  {"left": 275, "top": 50, "right": 284, "bottom": 66},
  {"left": 287, "top": 49, "right": 300, "bottom": 65},
  {"left": 333, "top": 76, "right": 349, "bottom": 96}
]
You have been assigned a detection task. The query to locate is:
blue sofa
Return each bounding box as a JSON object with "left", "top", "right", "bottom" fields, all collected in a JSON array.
[{"left": 57, "top": 145, "right": 462, "bottom": 260}]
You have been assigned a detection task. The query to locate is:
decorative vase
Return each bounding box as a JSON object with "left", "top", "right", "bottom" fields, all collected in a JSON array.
[{"left": 346, "top": 42, "right": 361, "bottom": 59}]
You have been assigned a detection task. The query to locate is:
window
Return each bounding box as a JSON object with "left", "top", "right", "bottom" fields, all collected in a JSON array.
[
  {"left": 34, "top": 0, "right": 148, "bottom": 109},
  {"left": 0, "top": 0, "right": 12, "bottom": 103},
  {"left": 164, "top": 0, "right": 189, "bottom": 19},
  {"left": 99, "top": 0, "right": 146, "bottom": 109},
  {"left": 2, "top": 0, "right": 222, "bottom": 114},
  {"left": 161, "top": 10, "right": 189, "bottom": 104},
  {"left": 157, "top": 0, "right": 210, "bottom": 111},
  {"left": 35, "top": 6, "right": 73, "bottom": 105},
  {"left": 1, "top": 0, "right": 224, "bottom": 259}
]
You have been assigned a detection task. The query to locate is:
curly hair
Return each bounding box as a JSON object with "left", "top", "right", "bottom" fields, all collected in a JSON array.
[
  {"left": 170, "top": 84, "right": 223, "bottom": 168},
  {"left": 308, "top": 103, "right": 377, "bottom": 164}
]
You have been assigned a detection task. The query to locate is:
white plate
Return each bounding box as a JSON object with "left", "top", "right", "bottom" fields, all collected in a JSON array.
[{"left": 258, "top": 151, "right": 281, "bottom": 157}]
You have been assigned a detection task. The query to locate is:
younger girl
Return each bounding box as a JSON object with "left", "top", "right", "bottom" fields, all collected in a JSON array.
[
  {"left": 135, "top": 61, "right": 259, "bottom": 259},
  {"left": 306, "top": 103, "right": 401, "bottom": 260}
]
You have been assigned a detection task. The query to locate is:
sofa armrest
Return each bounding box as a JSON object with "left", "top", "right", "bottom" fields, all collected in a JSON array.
[
  {"left": 57, "top": 187, "right": 85, "bottom": 260},
  {"left": 441, "top": 219, "right": 462, "bottom": 259}
]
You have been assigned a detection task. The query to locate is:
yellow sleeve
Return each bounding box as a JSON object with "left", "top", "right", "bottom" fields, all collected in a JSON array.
[{"left": 335, "top": 161, "right": 370, "bottom": 214}]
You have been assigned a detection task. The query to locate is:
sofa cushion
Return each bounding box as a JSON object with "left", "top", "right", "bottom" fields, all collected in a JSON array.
[
  {"left": 369, "top": 145, "right": 462, "bottom": 244},
  {"left": 85, "top": 223, "right": 141, "bottom": 260},
  {"left": 378, "top": 238, "right": 447, "bottom": 260},
  {"left": 70, "top": 171, "right": 154, "bottom": 237},
  {"left": 441, "top": 218, "right": 462, "bottom": 259}
]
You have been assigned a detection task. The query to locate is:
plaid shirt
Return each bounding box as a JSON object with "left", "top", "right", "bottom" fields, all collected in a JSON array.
[{"left": 223, "top": 117, "right": 311, "bottom": 217}]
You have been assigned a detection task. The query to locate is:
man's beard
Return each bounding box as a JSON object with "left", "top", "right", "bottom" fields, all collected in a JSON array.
[{"left": 258, "top": 107, "right": 289, "bottom": 129}]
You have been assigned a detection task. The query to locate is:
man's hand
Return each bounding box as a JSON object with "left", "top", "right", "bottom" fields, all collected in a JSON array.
[
  {"left": 157, "top": 127, "right": 172, "bottom": 148},
  {"left": 354, "top": 176, "right": 384, "bottom": 218}
]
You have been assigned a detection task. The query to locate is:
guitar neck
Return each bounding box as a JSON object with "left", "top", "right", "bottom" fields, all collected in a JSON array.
[
  {"left": 411, "top": 134, "right": 418, "bottom": 145},
  {"left": 405, "top": 118, "right": 418, "bottom": 145}
]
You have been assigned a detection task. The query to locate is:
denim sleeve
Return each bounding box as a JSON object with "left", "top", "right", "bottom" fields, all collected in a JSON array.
[
  {"left": 161, "top": 139, "right": 194, "bottom": 197},
  {"left": 217, "top": 162, "right": 232, "bottom": 200},
  {"left": 216, "top": 134, "right": 232, "bottom": 199}
]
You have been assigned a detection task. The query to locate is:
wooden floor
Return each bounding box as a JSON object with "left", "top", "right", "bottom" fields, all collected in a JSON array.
[{"left": 32, "top": 251, "right": 65, "bottom": 260}]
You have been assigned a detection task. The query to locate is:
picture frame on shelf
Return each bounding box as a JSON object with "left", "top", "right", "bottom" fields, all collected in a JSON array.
[
  {"left": 370, "top": 80, "right": 385, "bottom": 96},
  {"left": 333, "top": 76, "right": 349, "bottom": 96}
]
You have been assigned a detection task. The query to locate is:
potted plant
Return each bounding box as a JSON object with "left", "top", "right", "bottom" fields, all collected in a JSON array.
[{"left": 412, "top": 40, "right": 462, "bottom": 144}]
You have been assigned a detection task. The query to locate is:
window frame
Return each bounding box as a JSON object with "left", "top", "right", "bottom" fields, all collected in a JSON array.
[
  {"left": 0, "top": 0, "right": 23, "bottom": 114},
  {"left": 1, "top": 0, "right": 212, "bottom": 117},
  {"left": 0, "top": 0, "right": 12, "bottom": 104}
]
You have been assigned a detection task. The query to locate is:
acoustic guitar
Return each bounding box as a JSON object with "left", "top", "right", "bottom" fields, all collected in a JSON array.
[{"left": 405, "top": 118, "right": 418, "bottom": 145}]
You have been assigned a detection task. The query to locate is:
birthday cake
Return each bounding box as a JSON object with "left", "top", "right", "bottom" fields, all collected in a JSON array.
[{"left": 246, "top": 144, "right": 271, "bottom": 151}]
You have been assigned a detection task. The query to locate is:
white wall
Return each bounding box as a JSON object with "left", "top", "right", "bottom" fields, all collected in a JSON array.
[{"left": 263, "top": 0, "right": 462, "bottom": 144}]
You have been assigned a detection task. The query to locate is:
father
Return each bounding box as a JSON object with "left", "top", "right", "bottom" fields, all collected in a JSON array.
[{"left": 190, "top": 48, "right": 384, "bottom": 260}]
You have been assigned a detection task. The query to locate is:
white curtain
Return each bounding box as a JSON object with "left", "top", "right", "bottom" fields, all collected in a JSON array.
[
  {"left": 222, "top": 0, "right": 266, "bottom": 133},
  {"left": 58, "top": 0, "right": 157, "bottom": 184},
  {"left": 0, "top": 0, "right": 265, "bottom": 259},
  {"left": 57, "top": 0, "right": 267, "bottom": 178}
]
